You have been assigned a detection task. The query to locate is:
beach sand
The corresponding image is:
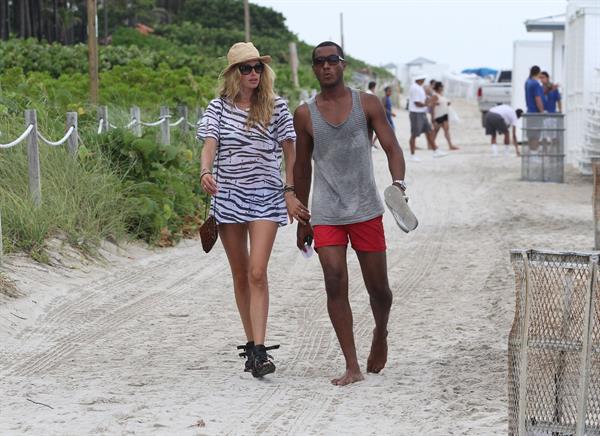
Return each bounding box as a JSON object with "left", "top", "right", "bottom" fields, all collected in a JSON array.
[{"left": 0, "top": 99, "right": 593, "bottom": 435}]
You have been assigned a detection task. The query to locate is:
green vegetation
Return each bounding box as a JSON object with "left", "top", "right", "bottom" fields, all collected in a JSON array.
[{"left": 0, "top": 0, "right": 393, "bottom": 260}]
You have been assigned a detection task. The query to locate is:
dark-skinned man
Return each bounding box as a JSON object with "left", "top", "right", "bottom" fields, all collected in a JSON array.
[{"left": 293, "top": 41, "right": 407, "bottom": 386}]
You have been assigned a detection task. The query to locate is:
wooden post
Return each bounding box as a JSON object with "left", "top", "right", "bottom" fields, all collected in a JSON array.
[
  {"left": 131, "top": 106, "right": 142, "bottom": 137},
  {"left": 87, "top": 0, "right": 99, "bottom": 105},
  {"left": 289, "top": 42, "right": 299, "bottom": 88},
  {"left": 593, "top": 158, "right": 600, "bottom": 250},
  {"left": 196, "top": 107, "right": 204, "bottom": 125},
  {"left": 0, "top": 207, "right": 3, "bottom": 266},
  {"left": 517, "top": 250, "right": 533, "bottom": 435},
  {"left": 178, "top": 106, "right": 189, "bottom": 135},
  {"left": 97, "top": 106, "right": 109, "bottom": 133},
  {"left": 66, "top": 112, "right": 78, "bottom": 156},
  {"left": 160, "top": 106, "right": 170, "bottom": 145},
  {"left": 25, "top": 109, "right": 41, "bottom": 207},
  {"left": 575, "top": 256, "right": 597, "bottom": 435}
]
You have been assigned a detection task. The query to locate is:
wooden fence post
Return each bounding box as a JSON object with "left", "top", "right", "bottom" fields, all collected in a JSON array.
[
  {"left": 160, "top": 106, "right": 170, "bottom": 145},
  {"left": 131, "top": 106, "right": 142, "bottom": 137},
  {"left": 97, "top": 106, "right": 109, "bottom": 133},
  {"left": 196, "top": 106, "right": 204, "bottom": 126},
  {"left": 593, "top": 158, "right": 600, "bottom": 250},
  {"left": 178, "top": 105, "right": 189, "bottom": 135},
  {"left": 25, "top": 109, "right": 41, "bottom": 207},
  {"left": 66, "top": 112, "right": 78, "bottom": 157},
  {"left": 0, "top": 208, "right": 3, "bottom": 266}
]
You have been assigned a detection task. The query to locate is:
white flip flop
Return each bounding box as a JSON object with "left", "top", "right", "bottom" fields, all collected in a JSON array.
[{"left": 384, "top": 185, "right": 419, "bottom": 233}]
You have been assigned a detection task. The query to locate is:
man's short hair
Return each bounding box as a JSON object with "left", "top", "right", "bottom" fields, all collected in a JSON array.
[
  {"left": 516, "top": 109, "right": 524, "bottom": 118},
  {"left": 540, "top": 71, "right": 549, "bottom": 79},
  {"left": 384, "top": 86, "right": 391, "bottom": 92},
  {"left": 530, "top": 65, "right": 541, "bottom": 77},
  {"left": 430, "top": 79, "right": 436, "bottom": 85},
  {"left": 312, "top": 41, "right": 344, "bottom": 61},
  {"left": 433, "top": 81, "right": 443, "bottom": 92},
  {"left": 368, "top": 81, "right": 376, "bottom": 90}
]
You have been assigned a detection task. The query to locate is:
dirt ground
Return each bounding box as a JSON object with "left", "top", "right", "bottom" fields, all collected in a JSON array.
[{"left": 0, "top": 98, "right": 594, "bottom": 435}]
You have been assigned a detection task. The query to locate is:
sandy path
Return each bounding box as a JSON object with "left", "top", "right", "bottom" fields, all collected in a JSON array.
[{"left": 0, "top": 99, "right": 593, "bottom": 435}]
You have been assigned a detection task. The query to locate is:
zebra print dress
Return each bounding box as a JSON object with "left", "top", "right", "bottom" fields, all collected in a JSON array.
[{"left": 197, "top": 97, "right": 296, "bottom": 226}]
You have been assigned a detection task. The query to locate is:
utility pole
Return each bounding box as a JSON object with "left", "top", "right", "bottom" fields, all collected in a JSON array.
[
  {"left": 87, "top": 0, "right": 99, "bottom": 105},
  {"left": 340, "top": 12, "right": 344, "bottom": 52},
  {"left": 244, "top": 0, "right": 250, "bottom": 42}
]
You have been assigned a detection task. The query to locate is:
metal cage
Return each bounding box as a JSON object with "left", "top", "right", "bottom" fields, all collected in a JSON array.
[
  {"left": 509, "top": 249, "right": 600, "bottom": 435},
  {"left": 521, "top": 114, "right": 565, "bottom": 183}
]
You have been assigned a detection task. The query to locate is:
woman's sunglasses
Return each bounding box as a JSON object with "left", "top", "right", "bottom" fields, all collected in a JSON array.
[
  {"left": 239, "top": 63, "right": 265, "bottom": 75},
  {"left": 312, "top": 54, "right": 345, "bottom": 66}
]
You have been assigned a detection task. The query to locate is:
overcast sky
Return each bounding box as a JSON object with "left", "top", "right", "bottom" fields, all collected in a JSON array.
[{"left": 252, "top": 0, "right": 567, "bottom": 72}]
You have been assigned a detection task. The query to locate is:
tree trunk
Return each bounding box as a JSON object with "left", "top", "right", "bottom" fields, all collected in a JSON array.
[
  {"left": 0, "top": 0, "right": 7, "bottom": 40},
  {"left": 52, "top": 0, "right": 58, "bottom": 42},
  {"left": 19, "top": 0, "right": 25, "bottom": 37}
]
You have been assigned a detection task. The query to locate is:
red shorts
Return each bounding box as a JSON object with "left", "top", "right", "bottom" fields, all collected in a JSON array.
[{"left": 313, "top": 216, "right": 386, "bottom": 252}]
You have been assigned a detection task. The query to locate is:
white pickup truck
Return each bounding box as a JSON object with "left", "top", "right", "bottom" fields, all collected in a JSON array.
[{"left": 477, "top": 70, "right": 512, "bottom": 126}]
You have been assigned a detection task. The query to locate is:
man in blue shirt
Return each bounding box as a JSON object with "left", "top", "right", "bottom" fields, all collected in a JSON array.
[
  {"left": 382, "top": 86, "right": 396, "bottom": 128},
  {"left": 524, "top": 65, "right": 545, "bottom": 150},
  {"left": 525, "top": 65, "right": 545, "bottom": 113}
]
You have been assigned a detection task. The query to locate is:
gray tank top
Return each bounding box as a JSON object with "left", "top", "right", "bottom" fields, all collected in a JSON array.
[{"left": 307, "top": 88, "right": 384, "bottom": 225}]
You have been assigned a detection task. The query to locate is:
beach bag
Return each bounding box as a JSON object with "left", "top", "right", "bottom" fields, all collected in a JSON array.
[{"left": 199, "top": 214, "right": 218, "bottom": 253}]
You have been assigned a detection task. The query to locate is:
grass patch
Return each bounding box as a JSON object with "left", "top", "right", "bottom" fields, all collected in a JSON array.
[{"left": 0, "top": 136, "right": 131, "bottom": 259}]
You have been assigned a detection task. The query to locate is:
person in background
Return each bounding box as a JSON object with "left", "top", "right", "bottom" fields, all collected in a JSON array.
[
  {"left": 367, "top": 81, "right": 380, "bottom": 147},
  {"left": 382, "top": 86, "right": 396, "bottom": 129},
  {"left": 366, "top": 81, "right": 377, "bottom": 95},
  {"left": 524, "top": 65, "right": 544, "bottom": 151},
  {"left": 484, "top": 103, "right": 523, "bottom": 157},
  {"left": 539, "top": 71, "right": 562, "bottom": 145},
  {"left": 430, "top": 81, "right": 459, "bottom": 151},
  {"left": 198, "top": 42, "right": 309, "bottom": 379},
  {"left": 408, "top": 75, "right": 446, "bottom": 161},
  {"left": 540, "top": 71, "right": 562, "bottom": 113}
]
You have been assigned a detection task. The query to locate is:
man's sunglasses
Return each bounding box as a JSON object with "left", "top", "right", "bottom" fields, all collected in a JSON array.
[
  {"left": 312, "top": 55, "right": 345, "bottom": 66},
  {"left": 238, "top": 63, "right": 265, "bottom": 75}
]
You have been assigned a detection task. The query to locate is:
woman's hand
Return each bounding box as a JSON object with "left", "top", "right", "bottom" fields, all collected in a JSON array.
[
  {"left": 200, "top": 173, "right": 218, "bottom": 195},
  {"left": 285, "top": 193, "right": 311, "bottom": 225}
]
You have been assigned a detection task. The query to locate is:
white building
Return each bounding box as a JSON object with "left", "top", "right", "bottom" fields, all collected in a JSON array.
[{"left": 564, "top": 0, "right": 600, "bottom": 173}]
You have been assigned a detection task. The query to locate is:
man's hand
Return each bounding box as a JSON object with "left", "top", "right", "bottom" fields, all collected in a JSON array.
[{"left": 296, "top": 223, "right": 314, "bottom": 251}]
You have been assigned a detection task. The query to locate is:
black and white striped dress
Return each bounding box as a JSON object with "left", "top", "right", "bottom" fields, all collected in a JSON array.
[{"left": 197, "top": 97, "right": 296, "bottom": 226}]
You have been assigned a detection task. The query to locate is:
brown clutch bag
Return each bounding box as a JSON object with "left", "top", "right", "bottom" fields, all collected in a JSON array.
[{"left": 199, "top": 214, "right": 218, "bottom": 253}]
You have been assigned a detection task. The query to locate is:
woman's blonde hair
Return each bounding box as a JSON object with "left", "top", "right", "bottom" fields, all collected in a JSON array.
[{"left": 219, "top": 62, "right": 276, "bottom": 130}]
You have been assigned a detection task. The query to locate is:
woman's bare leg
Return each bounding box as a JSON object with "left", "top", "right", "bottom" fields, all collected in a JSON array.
[
  {"left": 219, "top": 223, "right": 252, "bottom": 341},
  {"left": 247, "top": 220, "right": 279, "bottom": 345}
]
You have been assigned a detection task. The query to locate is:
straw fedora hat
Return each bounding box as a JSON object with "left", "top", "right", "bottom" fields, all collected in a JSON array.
[{"left": 223, "top": 42, "right": 271, "bottom": 74}]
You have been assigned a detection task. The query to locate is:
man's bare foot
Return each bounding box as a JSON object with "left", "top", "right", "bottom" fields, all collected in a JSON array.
[
  {"left": 366, "top": 329, "right": 388, "bottom": 373},
  {"left": 449, "top": 145, "right": 460, "bottom": 150},
  {"left": 331, "top": 368, "right": 364, "bottom": 386}
]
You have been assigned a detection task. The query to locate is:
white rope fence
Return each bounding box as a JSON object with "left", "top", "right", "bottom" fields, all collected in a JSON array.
[
  {"left": 0, "top": 124, "right": 34, "bottom": 149},
  {"left": 37, "top": 126, "right": 75, "bottom": 147}
]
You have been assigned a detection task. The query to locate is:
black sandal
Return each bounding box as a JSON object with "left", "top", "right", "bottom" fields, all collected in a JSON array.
[
  {"left": 251, "top": 344, "right": 280, "bottom": 378},
  {"left": 237, "top": 341, "right": 256, "bottom": 372}
]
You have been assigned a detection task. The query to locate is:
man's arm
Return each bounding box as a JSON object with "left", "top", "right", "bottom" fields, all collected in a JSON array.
[
  {"left": 293, "top": 104, "right": 315, "bottom": 250},
  {"left": 535, "top": 95, "right": 544, "bottom": 113},
  {"left": 362, "top": 93, "right": 406, "bottom": 184}
]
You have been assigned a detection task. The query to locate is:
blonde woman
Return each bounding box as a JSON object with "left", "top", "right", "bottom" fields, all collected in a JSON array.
[{"left": 198, "top": 42, "right": 310, "bottom": 378}]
